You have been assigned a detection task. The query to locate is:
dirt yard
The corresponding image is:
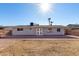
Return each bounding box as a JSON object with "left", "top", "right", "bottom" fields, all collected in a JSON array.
[{"left": 0, "top": 38, "right": 79, "bottom": 56}]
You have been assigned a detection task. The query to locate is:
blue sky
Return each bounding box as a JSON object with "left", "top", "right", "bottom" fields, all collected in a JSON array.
[{"left": 0, "top": 3, "right": 79, "bottom": 26}]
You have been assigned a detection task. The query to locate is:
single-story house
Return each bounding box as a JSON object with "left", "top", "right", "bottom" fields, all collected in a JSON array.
[{"left": 4, "top": 25, "right": 66, "bottom": 36}]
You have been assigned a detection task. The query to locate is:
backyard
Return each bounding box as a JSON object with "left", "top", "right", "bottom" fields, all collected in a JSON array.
[{"left": 0, "top": 37, "right": 78, "bottom": 56}]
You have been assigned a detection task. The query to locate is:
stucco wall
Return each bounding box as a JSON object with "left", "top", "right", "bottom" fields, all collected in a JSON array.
[
  {"left": 12, "top": 27, "right": 65, "bottom": 35},
  {"left": 43, "top": 28, "right": 64, "bottom": 35},
  {"left": 12, "top": 28, "right": 36, "bottom": 35}
]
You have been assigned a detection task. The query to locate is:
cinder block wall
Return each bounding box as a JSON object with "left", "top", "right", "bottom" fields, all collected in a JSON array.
[
  {"left": 70, "top": 29, "right": 79, "bottom": 36},
  {"left": 65, "top": 28, "right": 79, "bottom": 36},
  {"left": 0, "top": 29, "right": 11, "bottom": 37}
]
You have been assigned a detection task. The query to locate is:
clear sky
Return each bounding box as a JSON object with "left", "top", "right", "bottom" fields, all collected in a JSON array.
[{"left": 0, "top": 3, "right": 79, "bottom": 26}]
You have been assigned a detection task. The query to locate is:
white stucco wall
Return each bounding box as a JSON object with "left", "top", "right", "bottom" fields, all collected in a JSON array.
[
  {"left": 12, "top": 27, "right": 65, "bottom": 35},
  {"left": 12, "top": 28, "right": 36, "bottom": 35},
  {"left": 43, "top": 28, "right": 64, "bottom": 35}
]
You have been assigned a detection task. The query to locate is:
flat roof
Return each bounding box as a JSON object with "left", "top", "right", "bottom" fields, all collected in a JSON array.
[{"left": 3, "top": 25, "right": 66, "bottom": 29}]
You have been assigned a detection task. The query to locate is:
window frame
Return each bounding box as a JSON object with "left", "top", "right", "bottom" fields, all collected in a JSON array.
[
  {"left": 57, "top": 28, "right": 61, "bottom": 32},
  {"left": 17, "top": 28, "right": 23, "bottom": 31}
]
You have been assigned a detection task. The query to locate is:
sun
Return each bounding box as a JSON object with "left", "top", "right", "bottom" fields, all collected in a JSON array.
[{"left": 39, "top": 3, "right": 51, "bottom": 12}]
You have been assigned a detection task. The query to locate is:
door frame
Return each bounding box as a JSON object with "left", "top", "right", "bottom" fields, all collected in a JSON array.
[{"left": 36, "top": 28, "right": 43, "bottom": 35}]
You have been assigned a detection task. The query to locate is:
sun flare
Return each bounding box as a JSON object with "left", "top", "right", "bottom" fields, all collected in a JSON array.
[{"left": 39, "top": 3, "right": 51, "bottom": 12}]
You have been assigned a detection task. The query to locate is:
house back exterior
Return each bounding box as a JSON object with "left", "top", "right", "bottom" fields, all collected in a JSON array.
[
  {"left": 4, "top": 25, "right": 66, "bottom": 36},
  {"left": 0, "top": 18, "right": 67, "bottom": 37},
  {"left": 1, "top": 24, "right": 79, "bottom": 37}
]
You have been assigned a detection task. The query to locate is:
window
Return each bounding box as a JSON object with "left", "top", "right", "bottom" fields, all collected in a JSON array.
[
  {"left": 48, "top": 28, "right": 52, "bottom": 30},
  {"left": 48, "top": 28, "right": 52, "bottom": 32},
  {"left": 17, "top": 28, "right": 23, "bottom": 31},
  {"left": 57, "top": 28, "right": 60, "bottom": 32},
  {"left": 29, "top": 28, "right": 32, "bottom": 30}
]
